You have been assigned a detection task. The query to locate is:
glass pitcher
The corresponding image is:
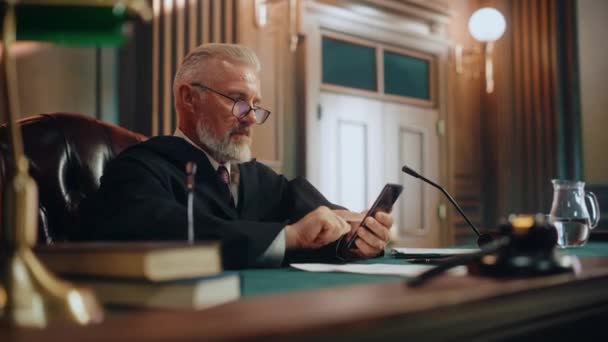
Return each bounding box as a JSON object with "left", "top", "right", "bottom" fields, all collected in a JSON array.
[{"left": 549, "top": 179, "right": 600, "bottom": 247}]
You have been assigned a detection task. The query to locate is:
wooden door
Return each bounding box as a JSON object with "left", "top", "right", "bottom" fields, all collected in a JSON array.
[
  {"left": 383, "top": 102, "right": 441, "bottom": 247},
  {"left": 302, "top": 0, "right": 451, "bottom": 247},
  {"left": 317, "top": 92, "right": 384, "bottom": 212},
  {"left": 315, "top": 93, "right": 441, "bottom": 246}
]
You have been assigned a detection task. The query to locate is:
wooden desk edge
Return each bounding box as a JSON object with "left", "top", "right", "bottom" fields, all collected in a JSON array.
[{"left": 3, "top": 257, "right": 608, "bottom": 341}]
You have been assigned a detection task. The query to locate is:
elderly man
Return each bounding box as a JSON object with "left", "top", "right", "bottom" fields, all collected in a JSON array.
[{"left": 79, "top": 43, "right": 394, "bottom": 269}]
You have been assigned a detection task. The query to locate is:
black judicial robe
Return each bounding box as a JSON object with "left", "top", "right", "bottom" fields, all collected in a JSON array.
[{"left": 78, "top": 136, "right": 342, "bottom": 269}]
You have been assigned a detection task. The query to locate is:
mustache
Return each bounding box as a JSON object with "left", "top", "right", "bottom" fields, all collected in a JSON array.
[{"left": 230, "top": 125, "right": 251, "bottom": 136}]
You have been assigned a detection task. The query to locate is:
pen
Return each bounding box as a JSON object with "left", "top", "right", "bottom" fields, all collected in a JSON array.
[
  {"left": 392, "top": 253, "right": 445, "bottom": 259},
  {"left": 405, "top": 258, "right": 444, "bottom": 264}
]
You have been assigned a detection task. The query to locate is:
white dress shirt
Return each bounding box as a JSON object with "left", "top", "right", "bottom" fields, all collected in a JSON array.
[{"left": 174, "top": 129, "right": 285, "bottom": 267}]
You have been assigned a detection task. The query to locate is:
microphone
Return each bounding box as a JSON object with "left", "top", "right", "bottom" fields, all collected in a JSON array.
[
  {"left": 401, "top": 165, "right": 493, "bottom": 247},
  {"left": 185, "top": 161, "right": 197, "bottom": 244}
]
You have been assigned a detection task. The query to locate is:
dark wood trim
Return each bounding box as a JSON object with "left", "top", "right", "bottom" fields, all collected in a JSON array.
[
  {"left": 295, "top": 35, "right": 308, "bottom": 177},
  {"left": 555, "top": 0, "right": 584, "bottom": 180},
  {"left": 541, "top": 0, "right": 555, "bottom": 195},
  {"left": 94, "top": 46, "right": 102, "bottom": 120},
  {"left": 589, "top": 184, "right": 608, "bottom": 233},
  {"left": 170, "top": 0, "right": 178, "bottom": 132},
  {"left": 118, "top": 18, "right": 153, "bottom": 136},
  {"left": 196, "top": 0, "right": 202, "bottom": 44},
  {"left": 511, "top": 0, "right": 523, "bottom": 214}
]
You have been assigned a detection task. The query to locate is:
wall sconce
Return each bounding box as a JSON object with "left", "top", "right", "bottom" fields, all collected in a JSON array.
[
  {"left": 254, "top": 0, "right": 269, "bottom": 28},
  {"left": 455, "top": 7, "right": 506, "bottom": 93}
]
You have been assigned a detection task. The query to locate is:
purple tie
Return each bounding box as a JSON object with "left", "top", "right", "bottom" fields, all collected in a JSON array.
[{"left": 216, "top": 166, "right": 235, "bottom": 207}]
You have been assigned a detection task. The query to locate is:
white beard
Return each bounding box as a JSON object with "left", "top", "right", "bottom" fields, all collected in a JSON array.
[{"left": 196, "top": 120, "right": 252, "bottom": 163}]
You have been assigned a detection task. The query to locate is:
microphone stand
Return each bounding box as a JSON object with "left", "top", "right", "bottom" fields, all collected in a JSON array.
[
  {"left": 401, "top": 165, "right": 574, "bottom": 287},
  {"left": 401, "top": 165, "right": 495, "bottom": 287},
  {"left": 186, "top": 162, "right": 197, "bottom": 244},
  {"left": 401, "top": 165, "right": 493, "bottom": 247}
]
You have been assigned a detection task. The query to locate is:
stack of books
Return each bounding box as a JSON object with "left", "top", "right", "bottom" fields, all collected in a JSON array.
[{"left": 35, "top": 242, "right": 240, "bottom": 310}]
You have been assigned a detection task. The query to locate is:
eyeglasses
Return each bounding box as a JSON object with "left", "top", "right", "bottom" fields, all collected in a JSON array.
[{"left": 190, "top": 83, "right": 271, "bottom": 124}]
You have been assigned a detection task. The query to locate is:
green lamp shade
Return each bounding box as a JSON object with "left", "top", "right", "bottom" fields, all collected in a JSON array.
[{"left": 13, "top": 5, "right": 129, "bottom": 46}]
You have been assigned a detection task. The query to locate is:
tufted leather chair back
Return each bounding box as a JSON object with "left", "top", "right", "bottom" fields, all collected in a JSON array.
[{"left": 0, "top": 113, "right": 147, "bottom": 243}]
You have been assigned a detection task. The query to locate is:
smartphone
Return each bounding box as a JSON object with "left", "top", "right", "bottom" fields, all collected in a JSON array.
[{"left": 343, "top": 183, "right": 404, "bottom": 250}]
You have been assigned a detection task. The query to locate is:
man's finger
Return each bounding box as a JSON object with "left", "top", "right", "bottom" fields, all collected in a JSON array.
[
  {"left": 314, "top": 228, "right": 335, "bottom": 245},
  {"left": 363, "top": 217, "right": 391, "bottom": 243},
  {"left": 374, "top": 212, "right": 394, "bottom": 228},
  {"left": 357, "top": 223, "right": 387, "bottom": 250},
  {"left": 333, "top": 209, "right": 365, "bottom": 223},
  {"left": 331, "top": 213, "right": 355, "bottom": 239},
  {"left": 316, "top": 217, "right": 349, "bottom": 245},
  {"left": 353, "top": 236, "right": 378, "bottom": 257},
  {"left": 335, "top": 215, "right": 351, "bottom": 234}
]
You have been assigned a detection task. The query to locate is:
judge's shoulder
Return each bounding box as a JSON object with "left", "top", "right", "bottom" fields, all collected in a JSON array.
[{"left": 107, "top": 136, "right": 282, "bottom": 180}]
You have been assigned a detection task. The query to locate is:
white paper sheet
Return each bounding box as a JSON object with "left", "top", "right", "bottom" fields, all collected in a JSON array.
[
  {"left": 290, "top": 263, "right": 467, "bottom": 277},
  {"left": 391, "top": 247, "right": 480, "bottom": 255}
]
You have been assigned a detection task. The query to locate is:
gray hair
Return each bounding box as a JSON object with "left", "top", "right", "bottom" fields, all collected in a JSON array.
[{"left": 173, "top": 43, "right": 261, "bottom": 93}]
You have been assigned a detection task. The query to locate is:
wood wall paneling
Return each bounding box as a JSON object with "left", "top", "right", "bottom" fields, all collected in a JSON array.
[
  {"left": 188, "top": 0, "right": 198, "bottom": 50},
  {"left": 235, "top": 0, "right": 295, "bottom": 174},
  {"left": 446, "top": 0, "right": 484, "bottom": 242},
  {"left": 446, "top": 0, "right": 586, "bottom": 240},
  {"left": 162, "top": 0, "right": 173, "bottom": 134},
  {"left": 129, "top": 0, "right": 238, "bottom": 136},
  {"left": 152, "top": 0, "right": 160, "bottom": 135},
  {"left": 201, "top": 0, "right": 209, "bottom": 43},
  {"left": 1, "top": 43, "right": 117, "bottom": 125},
  {"left": 7, "top": 0, "right": 584, "bottom": 247},
  {"left": 478, "top": 0, "right": 564, "bottom": 229},
  {"left": 577, "top": 0, "right": 608, "bottom": 237},
  {"left": 119, "top": 0, "right": 286, "bottom": 171},
  {"left": 555, "top": 0, "right": 584, "bottom": 181},
  {"left": 99, "top": 48, "right": 119, "bottom": 124},
  {"left": 577, "top": 0, "right": 608, "bottom": 185},
  {"left": 2, "top": 45, "right": 97, "bottom": 121},
  {"left": 515, "top": 0, "right": 557, "bottom": 214}
]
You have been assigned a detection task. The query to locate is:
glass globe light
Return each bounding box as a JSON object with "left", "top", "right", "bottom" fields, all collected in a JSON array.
[{"left": 468, "top": 7, "right": 506, "bottom": 42}]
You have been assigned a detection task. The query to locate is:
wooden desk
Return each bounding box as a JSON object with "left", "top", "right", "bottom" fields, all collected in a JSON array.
[{"left": 3, "top": 248, "right": 608, "bottom": 341}]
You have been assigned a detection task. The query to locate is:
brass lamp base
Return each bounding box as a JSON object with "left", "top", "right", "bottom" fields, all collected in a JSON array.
[
  {"left": 0, "top": 248, "right": 104, "bottom": 327},
  {"left": 0, "top": 0, "right": 151, "bottom": 328},
  {"left": 0, "top": 159, "right": 104, "bottom": 328}
]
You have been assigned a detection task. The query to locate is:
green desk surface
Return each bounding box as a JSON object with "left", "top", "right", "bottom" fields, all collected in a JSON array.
[{"left": 240, "top": 242, "right": 608, "bottom": 297}]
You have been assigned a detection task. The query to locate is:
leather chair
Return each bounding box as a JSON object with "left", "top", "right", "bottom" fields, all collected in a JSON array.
[{"left": 0, "top": 113, "right": 147, "bottom": 243}]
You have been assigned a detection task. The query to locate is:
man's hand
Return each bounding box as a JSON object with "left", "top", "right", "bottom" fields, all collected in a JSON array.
[
  {"left": 285, "top": 206, "right": 351, "bottom": 249},
  {"left": 334, "top": 209, "right": 394, "bottom": 258}
]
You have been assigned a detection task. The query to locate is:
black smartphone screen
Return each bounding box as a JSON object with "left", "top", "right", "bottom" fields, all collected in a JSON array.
[{"left": 343, "top": 183, "right": 404, "bottom": 250}]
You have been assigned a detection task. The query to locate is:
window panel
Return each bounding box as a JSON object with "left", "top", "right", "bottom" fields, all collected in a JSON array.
[
  {"left": 322, "top": 37, "right": 376, "bottom": 91},
  {"left": 383, "top": 51, "right": 430, "bottom": 100}
]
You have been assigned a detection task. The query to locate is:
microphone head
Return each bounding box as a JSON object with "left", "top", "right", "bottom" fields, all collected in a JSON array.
[
  {"left": 477, "top": 233, "right": 494, "bottom": 248},
  {"left": 401, "top": 165, "right": 421, "bottom": 178},
  {"left": 185, "top": 161, "right": 197, "bottom": 176},
  {"left": 185, "top": 162, "right": 197, "bottom": 190}
]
